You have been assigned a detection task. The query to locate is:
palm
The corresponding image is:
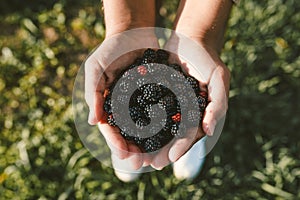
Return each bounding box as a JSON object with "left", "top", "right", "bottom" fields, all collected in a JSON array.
[
  {"left": 149, "top": 42, "right": 230, "bottom": 169},
  {"left": 84, "top": 31, "right": 159, "bottom": 170}
]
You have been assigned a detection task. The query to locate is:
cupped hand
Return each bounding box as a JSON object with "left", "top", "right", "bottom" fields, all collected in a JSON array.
[
  {"left": 150, "top": 33, "right": 230, "bottom": 169},
  {"left": 84, "top": 29, "right": 159, "bottom": 170}
]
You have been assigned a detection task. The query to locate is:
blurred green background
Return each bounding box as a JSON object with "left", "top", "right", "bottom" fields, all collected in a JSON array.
[{"left": 1, "top": 0, "right": 299, "bottom": 199}]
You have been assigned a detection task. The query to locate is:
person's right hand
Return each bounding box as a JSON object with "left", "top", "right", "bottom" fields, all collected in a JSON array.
[
  {"left": 84, "top": 29, "right": 159, "bottom": 170},
  {"left": 150, "top": 32, "right": 230, "bottom": 170}
]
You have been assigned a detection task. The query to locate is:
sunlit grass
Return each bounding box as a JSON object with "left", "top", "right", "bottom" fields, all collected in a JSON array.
[{"left": 0, "top": 0, "right": 299, "bottom": 199}]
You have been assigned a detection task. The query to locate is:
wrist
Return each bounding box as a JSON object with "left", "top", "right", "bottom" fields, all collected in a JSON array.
[
  {"left": 173, "top": 0, "right": 232, "bottom": 54},
  {"left": 101, "top": 28, "right": 159, "bottom": 61},
  {"left": 105, "top": 20, "right": 154, "bottom": 38},
  {"left": 103, "top": 0, "right": 155, "bottom": 38},
  {"left": 174, "top": 29, "right": 222, "bottom": 55}
]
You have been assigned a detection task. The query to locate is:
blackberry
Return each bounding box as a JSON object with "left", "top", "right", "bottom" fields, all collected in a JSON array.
[
  {"left": 133, "top": 57, "right": 143, "bottom": 66},
  {"left": 156, "top": 49, "right": 169, "bottom": 63},
  {"left": 187, "top": 110, "right": 199, "bottom": 123},
  {"left": 176, "top": 123, "right": 187, "bottom": 138},
  {"left": 140, "top": 84, "right": 164, "bottom": 103},
  {"left": 120, "top": 129, "right": 135, "bottom": 141},
  {"left": 173, "top": 83, "right": 188, "bottom": 96},
  {"left": 129, "top": 107, "right": 149, "bottom": 124},
  {"left": 157, "top": 130, "right": 174, "bottom": 146},
  {"left": 169, "top": 63, "right": 182, "bottom": 72},
  {"left": 118, "top": 80, "right": 129, "bottom": 93},
  {"left": 163, "top": 117, "right": 174, "bottom": 131},
  {"left": 197, "top": 95, "right": 207, "bottom": 109},
  {"left": 149, "top": 123, "right": 163, "bottom": 135},
  {"left": 129, "top": 89, "right": 143, "bottom": 107},
  {"left": 158, "top": 94, "right": 179, "bottom": 114},
  {"left": 107, "top": 114, "right": 116, "bottom": 126},
  {"left": 146, "top": 104, "right": 163, "bottom": 119},
  {"left": 136, "top": 117, "right": 151, "bottom": 127},
  {"left": 143, "top": 48, "right": 157, "bottom": 63},
  {"left": 103, "top": 48, "right": 208, "bottom": 152},
  {"left": 136, "top": 78, "right": 147, "bottom": 87},
  {"left": 186, "top": 76, "right": 200, "bottom": 94},
  {"left": 143, "top": 136, "right": 161, "bottom": 152},
  {"left": 177, "top": 95, "right": 188, "bottom": 109},
  {"left": 170, "top": 123, "right": 179, "bottom": 136},
  {"left": 157, "top": 79, "right": 171, "bottom": 89},
  {"left": 103, "top": 94, "right": 112, "bottom": 114},
  {"left": 170, "top": 72, "right": 185, "bottom": 82},
  {"left": 135, "top": 94, "right": 148, "bottom": 107},
  {"left": 133, "top": 137, "right": 144, "bottom": 146},
  {"left": 117, "top": 94, "right": 129, "bottom": 105}
]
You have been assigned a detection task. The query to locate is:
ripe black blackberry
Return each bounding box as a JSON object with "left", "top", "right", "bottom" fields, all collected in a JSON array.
[
  {"left": 140, "top": 84, "right": 164, "bottom": 103},
  {"left": 142, "top": 48, "right": 157, "bottom": 63},
  {"left": 169, "top": 63, "right": 182, "bottom": 72},
  {"left": 133, "top": 57, "right": 143, "bottom": 66},
  {"left": 156, "top": 49, "right": 169, "bottom": 63},
  {"left": 186, "top": 76, "right": 200, "bottom": 94},
  {"left": 120, "top": 129, "right": 135, "bottom": 141},
  {"left": 107, "top": 114, "right": 116, "bottom": 126},
  {"left": 187, "top": 110, "right": 199, "bottom": 123},
  {"left": 135, "top": 117, "right": 151, "bottom": 127},
  {"left": 135, "top": 94, "right": 148, "bottom": 107},
  {"left": 129, "top": 107, "right": 150, "bottom": 125},
  {"left": 103, "top": 95, "right": 112, "bottom": 114},
  {"left": 197, "top": 96, "right": 207, "bottom": 110},
  {"left": 118, "top": 80, "right": 129, "bottom": 93},
  {"left": 143, "top": 136, "right": 161, "bottom": 152},
  {"left": 103, "top": 48, "right": 207, "bottom": 152},
  {"left": 170, "top": 123, "right": 179, "bottom": 136}
]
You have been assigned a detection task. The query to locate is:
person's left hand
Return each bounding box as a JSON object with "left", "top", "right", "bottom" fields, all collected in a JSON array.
[{"left": 84, "top": 29, "right": 159, "bottom": 170}]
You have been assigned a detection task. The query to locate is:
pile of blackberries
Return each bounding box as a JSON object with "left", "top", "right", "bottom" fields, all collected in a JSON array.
[{"left": 103, "top": 49, "right": 208, "bottom": 152}]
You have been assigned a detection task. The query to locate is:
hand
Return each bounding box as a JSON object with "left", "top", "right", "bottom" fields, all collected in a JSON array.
[
  {"left": 150, "top": 33, "right": 230, "bottom": 169},
  {"left": 84, "top": 29, "right": 159, "bottom": 170},
  {"left": 84, "top": 0, "right": 158, "bottom": 172}
]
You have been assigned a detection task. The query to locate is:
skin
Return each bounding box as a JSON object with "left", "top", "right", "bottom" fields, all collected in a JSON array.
[
  {"left": 85, "top": 0, "right": 232, "bottom": 170},
  {"left": 151, "top": 0, "right": 232, "bottom": 169}
]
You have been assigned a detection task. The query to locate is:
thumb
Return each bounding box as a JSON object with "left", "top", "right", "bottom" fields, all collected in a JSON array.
[
  {"left": 84, "top": 56, "right": 106, "bottom": 125},
  {"left": 87, "top": 92, "right": 105, "bottom": 125},
  {"left": 202, "top": 66, "right": 229, "bottom": 136}
]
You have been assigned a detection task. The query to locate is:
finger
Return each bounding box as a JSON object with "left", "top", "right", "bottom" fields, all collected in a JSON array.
[
  {"left": 202, "top": 66, "right": 229, "bottom": 136},
  {"left": 168, "top": 127, "right": 203, "bottom": 162},
  {"left": 142, "top": 153, "right": 154, "bottom": 167},
  {"left": 127, "top": 143, "right": 144, "bottom": 170},
  {"left": 111, "top": 154, "right": 141, "bottom": 174},
  {"left": 84, "top": 56, "right": 106, "bottom": 125},
  {"left": 97, "top": 123, "right": 129, "bottom": 159},
  {"left": 87, "top": 91, "right": 105, "bottom": 125},
  {"left": 99, "top": 124, "right": 144, "bottom": 170},
  {"left": 150, "top": 141, "right": 173, "bottom": 170}
]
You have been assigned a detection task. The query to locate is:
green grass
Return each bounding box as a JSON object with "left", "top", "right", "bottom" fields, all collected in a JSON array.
[{"left": 0, "top": 0, "right": 299, "bottom": 199}]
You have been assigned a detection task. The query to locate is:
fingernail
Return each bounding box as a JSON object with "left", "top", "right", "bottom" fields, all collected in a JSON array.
[
  {"left": 143, "top": 162, "right": 150, "bottom": 167},
  {"left": 151, "top": 164, "right": 163, "bottom": 171}
]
